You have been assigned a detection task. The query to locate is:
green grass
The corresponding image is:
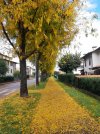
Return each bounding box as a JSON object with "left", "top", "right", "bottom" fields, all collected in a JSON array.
[
  {"left": 0, "top": 87, "right": 41, "bottom": 134},
  {"left": 57, "top": 81, "right": 100, "bottom": 118},
  {"left": 0, "top": 80, "right": 48, "bottom": 134},
  {"left": 33, "top": 80, "right": 47, "bottom": 90}
]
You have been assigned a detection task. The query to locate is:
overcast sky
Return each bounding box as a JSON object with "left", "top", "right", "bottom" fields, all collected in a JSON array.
[{"left": 65, "top": 0, "right": 100, "bottom": 56}]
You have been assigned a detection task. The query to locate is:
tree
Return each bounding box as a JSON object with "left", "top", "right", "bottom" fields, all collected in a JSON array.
[
  {"left": 39, "top": 44, "right": 58, "bottom": 81},
  {"left": 0, "top": 0, "right": 79, "bottom": 96},
  {"left": 58, "top": 53, "right": 81, "bottom": 73},
  {"left": 30, "top": 44, "right": 58, "bottom": 84},
  {"left": 0, "top": 59, "right": 8, "bottom": 76},
  {"left": 29, "top": 0, "right": 80, "bottom": 85}
]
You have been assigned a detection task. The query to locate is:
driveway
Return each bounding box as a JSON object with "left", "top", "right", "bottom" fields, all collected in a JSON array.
[{"left": 0, "top": 79, "right": 35, "bottom": 98}]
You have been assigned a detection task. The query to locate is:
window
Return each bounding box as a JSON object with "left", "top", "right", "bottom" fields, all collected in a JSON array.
[
  {"left": 89, "top": 57, "right": 91, "bottom": 65},
  {"left": 10, "top": 62, "right": 13, "bottom": 66},
  {"left": 85, "top": 60, "right": 86, "bottom": 67},
  {"left": 11, "top": 69, "right": 12, "bottom": 74}
]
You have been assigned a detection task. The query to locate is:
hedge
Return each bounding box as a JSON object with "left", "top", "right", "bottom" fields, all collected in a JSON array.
[
  {"left": 78, "top": 78, "right": 100, "bottom": 95},
  {"left": 0, "top": 76, "right": 14, "bottom": 83},
  {"left": 58, "top": 73, "right": 76, "bottom": 86},
  {"left": 58, "top": 74, "right": 100, "bottom": 96}
]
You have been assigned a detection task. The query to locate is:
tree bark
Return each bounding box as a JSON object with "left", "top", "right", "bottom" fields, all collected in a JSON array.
[
  {"left": 20, "top": 59, "right": 28, "bottom": 97},
  {"left": 18, "top": 21, "right": 29, "bottom": 97},
  {"left": 35, "top": 53, "right": 39, "bottom": 87},
  {"left": 41, "top": 71, "right": 47, "bottom": 82}
]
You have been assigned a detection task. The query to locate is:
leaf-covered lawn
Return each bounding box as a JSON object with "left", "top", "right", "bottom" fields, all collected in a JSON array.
[
  {"left": 0, "top": 78, "right": 100, "bottom": 134},
  {"left": 31, "top": 78, "right": 100, "bottom": 134},
  {"left": 0, "top": 89, "right": 41, "bottom": 134}
]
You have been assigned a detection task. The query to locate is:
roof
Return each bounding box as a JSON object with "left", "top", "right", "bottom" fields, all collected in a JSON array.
[
  {"left": 0, "top": 58, "right": 18, "bottom": 64},
  {"left": 0, "top": 53, "right": 18, "bottom": 64},
  {"left": 81, "top": 47, "right": 100, "bottom": 59},
  {"left": 0, "top": 52, "right": 12, "bottom": 58}
]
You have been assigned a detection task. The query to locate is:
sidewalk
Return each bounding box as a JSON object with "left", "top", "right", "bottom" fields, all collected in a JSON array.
[
  {"left": 0, "top": 80, "right": 20, "bottom": 85},
  {"left": 0, "top": 78, "right": 33, "bottom": 86},
  {"left": 30, "top": 78, "right": 100, "bottom": 134}
]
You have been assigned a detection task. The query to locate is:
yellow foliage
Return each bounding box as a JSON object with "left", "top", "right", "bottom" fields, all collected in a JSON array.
[
  {"left": 30, "top": 78, "right": 100, "bottom": 134},
  {"left": 0, "top": 90, "right": 40, "bottom": 134},
  {"left": 0, "top": 0, "right": 80, "bottom": 73}
]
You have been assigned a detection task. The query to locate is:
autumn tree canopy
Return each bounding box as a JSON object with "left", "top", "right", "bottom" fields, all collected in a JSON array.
[{"left": 0, "top": 0, "right": 79, "bottom": 97}]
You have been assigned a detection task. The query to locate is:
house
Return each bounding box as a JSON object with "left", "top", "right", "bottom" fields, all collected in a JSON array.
[
  {"left": 26, "top": 66, "right": 35, "bottom": 77},
  {"left": 73, "top": 65, "right": 84, "bottom": 75},
  {"left": 0, "top": 52, "right": 35, "bottom": 77},
  {"left": 0, "top": 53, "right": 17, "bottom": 76},
  {"left": 82, "top": 47, "right": 100, "bottom": 75},
  {"left": 16, "top": 60, "right": 35, "bottom": 78}
]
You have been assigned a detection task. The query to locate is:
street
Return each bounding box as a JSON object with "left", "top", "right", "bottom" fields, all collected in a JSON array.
[{"left": 0, "top": 79, "right": 35, "bottom": 98}]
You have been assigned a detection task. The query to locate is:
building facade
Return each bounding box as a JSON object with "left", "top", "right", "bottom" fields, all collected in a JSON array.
[
  {"left": 0, "top": 53, "right": 17, "bottom": 76},
  {"left": 26, "top": 66, "right": 35, "bottom": 77},
  {"left": 0, "top": 53, "right": 35, "bottom": 77},
  {"left": 82, "top": 47, "right": 100, "bottom": 75}
]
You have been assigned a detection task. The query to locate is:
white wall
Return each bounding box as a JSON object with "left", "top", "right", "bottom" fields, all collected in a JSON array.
[
  {"left": 83, "top": 55, "right": 93, "bottom": 74},
  {"left": 92, "top": 51, "right": 100, "bottom": 67},
  {"left": 83, "top": 50, "right": 100, "bottom": 74},
  {"left": 73, "top": 67, "right": 81, "bottom": 74},
  {"left": 6, "top": 61, "right": 15, "bottom": 76}
]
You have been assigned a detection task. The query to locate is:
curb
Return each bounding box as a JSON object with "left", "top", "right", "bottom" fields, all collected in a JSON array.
[
  {"left": 0, "top": 80, "right": 20, "bottom": 86},
  {"left": 0, "top": 78, "right": 33, "bottom": 86}
]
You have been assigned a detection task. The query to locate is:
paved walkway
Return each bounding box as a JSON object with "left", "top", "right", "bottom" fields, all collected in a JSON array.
[
  {"left": 0, "top": 79, "right": 35, "bottom": 98},
  {"left": 31, "top": 78, "right": 100, "bottom": 134}
]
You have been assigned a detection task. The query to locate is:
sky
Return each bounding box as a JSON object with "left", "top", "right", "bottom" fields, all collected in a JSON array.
[
  {"left": 60, "top": 0, "right": 100, "bottom": 58},
  {"left": 89, "top": 0, "right": 100, "bottom": 13}
]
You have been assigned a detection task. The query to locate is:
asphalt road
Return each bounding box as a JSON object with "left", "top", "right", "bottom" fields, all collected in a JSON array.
[{"left": 0, "top": 79, "right": 35, "bottom": 98}]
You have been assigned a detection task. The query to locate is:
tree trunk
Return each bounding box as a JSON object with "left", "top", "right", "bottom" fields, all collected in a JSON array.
[
  {"left": 20, "top": 59, "right": 28, "bottom": 97},
  {"left": 35, "top": 53, "right": 39, "bottom": 87},
  {"left": 41, "top": 71, "right": 47, "bottom": 82}
]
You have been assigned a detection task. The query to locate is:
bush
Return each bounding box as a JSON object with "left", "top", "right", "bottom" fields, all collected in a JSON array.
[
  {"left": 58, "top": 73, "right": 76, "bottom": 85},
  {"left": 78, "top": 78, "right": 100, "bottom": 95},
  {"left": 0, "top": 76, "right": 14, "bottom": 83},
  {"left": 58, "top": 74, "right": 100, "bottom": 96},
  {"left": 14, "top": 71, "right": 20, "bottom": 80},
  {"left": 0, "top": 77, "right": 4, "bottom": 83},
  {"left": 0, "top": 59, "right": 8, "bottom": 76}
]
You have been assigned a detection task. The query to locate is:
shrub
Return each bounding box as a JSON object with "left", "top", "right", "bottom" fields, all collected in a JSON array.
[
  {"left": 14, "top": 71, "right": 20, "bottom": 80},
  {"left": 0, "top": 76, "right": 14, "bottom": 83},
  {"left": 0, "top": 59, "right": 8, "bottom": 76},
  {"left": 78, "top": 78, "right": 100, "bottom": 95},
  {"left": 0, "top": 77, "right": 4, "bottom": 83},
  {"left": 58, "top": 74, "right": 100, "bottom": 96},
  {"left": 58, "top": 73, "right": 76, "bottom": 85}
]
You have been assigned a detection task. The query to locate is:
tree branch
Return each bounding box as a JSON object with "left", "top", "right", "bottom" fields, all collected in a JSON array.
[
  {"left": 23, "top": 40, "right": 45, "bottom": 60},
  {"left": 31, "top": 8, "right": 38, "bottom": 23},
  {"left": 1, "top": 22, "right": 19, "bottom": 56},
  {"left": 24, "top": 49, "right": 37, "bottom": 60},
  {"left": 3, "top": 0, "right": 7, "bottom": 5}
]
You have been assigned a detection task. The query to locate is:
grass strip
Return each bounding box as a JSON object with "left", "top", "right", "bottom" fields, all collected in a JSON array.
[
  {"left": 57, "top": 80, "right": 100, "bottom": 118},
  {"left": 0, "top": 87, "right": 41, "bottom": 134}
]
